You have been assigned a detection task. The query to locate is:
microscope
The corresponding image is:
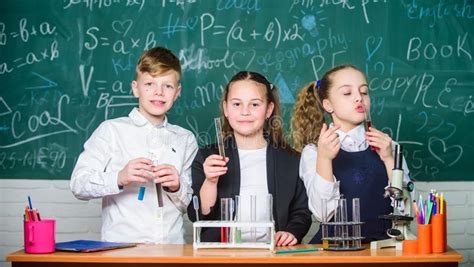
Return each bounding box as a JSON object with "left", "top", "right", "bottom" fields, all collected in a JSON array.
[{"left": 370, "top": 144, "right": 416, "bottom": 250}]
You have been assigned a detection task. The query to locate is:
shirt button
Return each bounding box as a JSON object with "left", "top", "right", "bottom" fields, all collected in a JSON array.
[{"left": 156, "top": 209, "right": 163, "bottom": 220}]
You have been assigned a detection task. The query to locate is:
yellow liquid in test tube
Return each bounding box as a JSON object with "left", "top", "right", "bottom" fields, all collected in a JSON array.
[{"left": 322, "top": 240, "right": 329, "bottom": 249}]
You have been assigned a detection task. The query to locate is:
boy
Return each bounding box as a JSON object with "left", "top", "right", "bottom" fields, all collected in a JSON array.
[{"left": 71, "top": 47, "right": 198, "bottom": 244}]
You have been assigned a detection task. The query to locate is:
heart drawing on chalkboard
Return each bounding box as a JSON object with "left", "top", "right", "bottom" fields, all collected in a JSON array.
[
  {"left": 112, "top": 19, "right": 133, "bottom": 37},
  {"left": 365, "top": 36, "right": 382, "bottom": 61},
  {"left": 428, "top": 137, "right": 463, "bottom": 167},
  {"left": 232, "top": 49, "right": 256, "bottom": 70},
  {"left": 186, "top": 16, "right": 198, "bottom": 30}
]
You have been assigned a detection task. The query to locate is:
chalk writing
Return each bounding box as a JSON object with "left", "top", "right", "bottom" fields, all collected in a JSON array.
[{"left": 0, "top": 1, "right": 472, "bottom": 181}]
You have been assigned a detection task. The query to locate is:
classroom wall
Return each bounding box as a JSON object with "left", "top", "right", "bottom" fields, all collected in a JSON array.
[{"left": 1, "top": 180, "right": 473, "bottom": 267}]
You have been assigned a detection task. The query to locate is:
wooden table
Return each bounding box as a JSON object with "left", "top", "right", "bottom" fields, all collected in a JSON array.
[{"left": 6, "top": 244, "right": 463, "bottom": 267}]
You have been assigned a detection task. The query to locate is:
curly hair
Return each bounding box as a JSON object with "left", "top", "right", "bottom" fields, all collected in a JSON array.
[
  {"left": 291, "top": 64, "right": 363, "bottom": 152},
  {"left": 291, "top": 81, "right": 324, "bottom": 152}
]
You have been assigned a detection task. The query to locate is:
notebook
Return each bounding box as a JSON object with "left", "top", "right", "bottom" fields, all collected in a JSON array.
[{"left": 55, "top": 240, "right": 136, "bottom": 252}]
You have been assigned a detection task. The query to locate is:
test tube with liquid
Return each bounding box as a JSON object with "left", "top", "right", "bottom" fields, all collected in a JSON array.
[
  {"left": 145, "top": 128, "right": 164, "bottom": 206},
  {"left": 363, "top": 103, "right": 376, "bottom": 151},
  {"left": 220, "top": 198, "right": 232, "bottom": 243},
  {"left": 352, "top": 198, "right": 361, "bottom": 248},
  {"left": 214, "top": 117, "right": 226, "bottom": 158},
  {"left": 149, "top": 153, "right": 163, "bottom": 207},
  {"left": 321, "top": 199, "right": 329, "bottom": 249}
]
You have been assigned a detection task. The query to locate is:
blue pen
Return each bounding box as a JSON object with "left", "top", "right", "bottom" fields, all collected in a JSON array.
[{"left": 28, "top": 195, "right": 33, "bottom": 209}]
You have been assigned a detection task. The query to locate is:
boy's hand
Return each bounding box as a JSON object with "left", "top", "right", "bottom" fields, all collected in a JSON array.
[
  {"left": 317, "top": 123, "right": 341, "bottom": 160},
  {"left": 203, "top": 154, "right": 229, "bottom": 184},
  {"left": 153, "top": 164, "right": 180, "bottom": 192},
  {"left": 365, "top": 127, "right": 393, "bottom": 163},
  {"left": 275, "top": 231, "right": 297, "bottom": 246},
  {"left": 117, "top": 158, "right": 153, "bottom": 187}
]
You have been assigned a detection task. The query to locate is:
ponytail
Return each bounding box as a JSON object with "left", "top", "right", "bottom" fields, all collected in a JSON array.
[{"left": 290, "top": 81, "right": 325, "bottom": 152}]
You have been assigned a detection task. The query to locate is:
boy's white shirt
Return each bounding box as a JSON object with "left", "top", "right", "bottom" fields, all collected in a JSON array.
[
  {"left": 299, "top": 124, "right": 412, "bottom": 222},
  {"left": 70, "top": 108, "right": 198, "bottom": 244}
]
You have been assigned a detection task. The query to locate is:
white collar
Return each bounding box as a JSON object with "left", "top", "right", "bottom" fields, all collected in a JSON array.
[
  {"left": 128, "top": 108, "right": 173, "bottom": 131},
  {"left": 331, "top": 123, "right": 367, "bottom": 148}
]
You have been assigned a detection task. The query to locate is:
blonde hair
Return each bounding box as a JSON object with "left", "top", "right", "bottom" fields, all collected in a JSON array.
[
  {"left": 220, "top": 71, "right": 291, "bottom": 150},
  {"left": 291, "top": 64, "right": 364, "bottom": 152},
  {"left": 136, "top": 47, "right": 181, "bottom": 78}
]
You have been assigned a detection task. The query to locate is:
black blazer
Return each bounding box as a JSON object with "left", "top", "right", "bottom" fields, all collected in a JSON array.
[{"left": 187, "top": 136, "right": 311, "bottom": 243}]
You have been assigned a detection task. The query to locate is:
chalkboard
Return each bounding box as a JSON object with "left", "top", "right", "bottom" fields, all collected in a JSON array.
[{"left": 0, "top": 0, "right": 473, "bottom": 181}]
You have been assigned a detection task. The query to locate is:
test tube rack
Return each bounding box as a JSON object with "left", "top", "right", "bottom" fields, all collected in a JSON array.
[
  {"left": 193, "top": 221, "right": 275, "bottom": 250},
  {"left": 321, "top": 221, "right": 365, "bottom": 251}
]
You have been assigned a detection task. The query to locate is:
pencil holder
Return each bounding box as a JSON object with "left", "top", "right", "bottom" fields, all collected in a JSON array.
[
  {"left": 432, "top": 213, "right": 446, "bottom": 253},
  {"left": 417, "top": 224, "right": 432, "bottom": 254},
  {"left": 402, "top": 239, "right": 418, "bottom": 254},
  {"left": 24, "top": 219, "right": 55, "bottom": 254}
]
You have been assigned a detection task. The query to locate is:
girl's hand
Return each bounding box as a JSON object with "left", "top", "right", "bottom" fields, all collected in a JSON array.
[
  {"left": 317, "top": 123, "right": 341, "bottom": 160},
  {"left": 365, "top": 127, "right": 393, "bottom": 163},
  {"left": 117, "top": 158, "right": 153, "bottom": 187},
  {"left": 275, "top": 231, "right": 297, "bottom": 246},
  {"left": 203, "top": 154, "right": 229, "bottom": 184},
  {"left": 153, "top": 164, "right": 180, "bottom": 192}
]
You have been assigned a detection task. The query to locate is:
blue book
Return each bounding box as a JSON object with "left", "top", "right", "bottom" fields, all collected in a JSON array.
[{"left": 55, "top": 240, "right": 136, "bottom": 252}]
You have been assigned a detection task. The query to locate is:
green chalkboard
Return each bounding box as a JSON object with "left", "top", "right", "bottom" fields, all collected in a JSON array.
[{"left": 0, "top": 0, "right": 473, "bottom": 180}]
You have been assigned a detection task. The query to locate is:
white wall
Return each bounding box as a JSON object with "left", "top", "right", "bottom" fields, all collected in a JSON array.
[{"left": 1, "top": 179, "right": 473, "bottom": 267}]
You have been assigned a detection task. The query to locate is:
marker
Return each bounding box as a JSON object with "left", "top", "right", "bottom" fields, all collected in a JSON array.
[
  {"left": 274, "top": 247, "right": 323, "bottom": 254},
  {"left": 440, "top": 193, "right": 444, "bottom": 215},
  {"left": 28, "top": 195, "right": 33, "bottom": 209},
  {"left": 425, "top": 200, "right": 433, "bottom": 225}
]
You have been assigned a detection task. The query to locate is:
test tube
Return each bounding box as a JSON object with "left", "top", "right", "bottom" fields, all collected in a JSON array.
[
  {"left": 363, "top": 103, "right": 376, "bottom": 151},
  {"left": 193, "top": 195, "right": 200, "bottom": 242},
  {"left": 265, "top": 194, "right": 273, "bottom": 222},
  {"left": 265, "top": 194, "right": 273, "bottom": 243},
  {"left": 339, "top": 198, "right": 349, "bottom": 248},
  {"left": 334, "top": 199, "right": 341, "bottom": 243},
  {"left": 220, "top": 198, "right": 232, "bottom": 243},
  {"left": 352, "top": 198, "right": 361, "bottom": 248},
  {"left": 144, "top": 128, "right": 164, "bottom": 206},
  {"left": 234, "top": 195, "right": 241, "bottom": 244},
  {"left": 321, "top": 199, "right": 329, "bottom": 249},
  {"left": 138, "top": 186, "right": 146, "bottom": 201},
  {"left": 250, "top": 195, "right": 256, "bottom": 242},
  {"left": 214, "top": 117, "right": 226, "bottom": 157},
  {"left": 193, "top": 196, "right": 200, "bottom": 221},
  {"left": 151, "top": 155, "right": 163, "bottom": 207}
]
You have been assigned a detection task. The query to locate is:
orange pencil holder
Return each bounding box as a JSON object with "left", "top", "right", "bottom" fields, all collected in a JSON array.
[
  {"left": 417, "top": 223, "right": 432, "bottom": 254},
  {"left": 402, "top": 239, "right": 418, "bottom": 254},
  {"left": 432, "top": 213, "right": 447, "bottom": 253}
]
